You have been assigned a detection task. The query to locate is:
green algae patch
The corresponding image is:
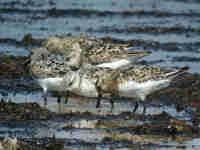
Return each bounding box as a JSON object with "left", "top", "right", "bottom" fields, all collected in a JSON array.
[
  {"left": 0, "top": 54, "right": 29, "bottom": 78},
  {"left": 96, "top": 119, "right": 138, "bottom": 129},
  {"left": 46, "top": 139, "right": 65, "bottom": 150},
  {"left": 101, "top": 132, "right": 193, "bottom": 145},
  {"left": 22, "top": 33, "right": 33, "bottom": 45},
  {"left": 0, "top": 101, "right": 55, "bottom": 122},
  {"left": 21, "top": 33, "right": 44, "bottom": 46}
]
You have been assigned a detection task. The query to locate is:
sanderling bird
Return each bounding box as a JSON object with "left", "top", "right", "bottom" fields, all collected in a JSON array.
[
  {"left": 61, "top": 65, "right": 189, "bottom": 113},
  {"left": 29, "top": 43, "right": 81, "bottom": 104},
  {"left": 29, "top": 35, "right": 151, "bottom": 104},
  {"left": 42, "top": 35, "right": 151, "bottom": 69}
]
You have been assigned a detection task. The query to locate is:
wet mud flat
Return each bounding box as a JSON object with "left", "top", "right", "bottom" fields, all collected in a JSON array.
[
  {"left": 0, "top": 55, "right": 200, "bottom": 149},
  {"left": 0, "top": 94, "right": 200, "bottom": 150}
]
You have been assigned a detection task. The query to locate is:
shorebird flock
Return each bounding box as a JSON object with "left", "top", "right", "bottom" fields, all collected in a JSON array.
[{"left": 29, "top": 34, "right": 189, "bottom": 114}]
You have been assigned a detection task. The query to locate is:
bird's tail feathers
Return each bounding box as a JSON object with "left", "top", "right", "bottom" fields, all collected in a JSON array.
[
  {"left": 165, "top": 66, "right": 189, "bottom": 79},
  {"left": 126, "top": 48, "right": 152, "bottom": 56}
]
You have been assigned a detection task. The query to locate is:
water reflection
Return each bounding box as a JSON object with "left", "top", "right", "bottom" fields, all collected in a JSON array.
[{"left": 0, "top": 91, "right": 199, "bottom": 149}]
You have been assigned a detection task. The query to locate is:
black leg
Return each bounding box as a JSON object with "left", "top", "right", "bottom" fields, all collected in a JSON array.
[
  {"left": 96, "top": 96, "right": 101, "bottom": 108},
  {"left": 133, "top": 101, "right": 139, "bottom": 113},
  {"left": 110, "top": 98, "right": 114, "bottom": 112},
  {"left": 142, "top": 103, "right": 146, "bottom": 114},
  {"left": 96, "top": 82, "right": 102, "bottom": 108},
  {"left": 65, "top": 97, "right": 68, "bottom": 104},
  {"left": 65, "top": 92, "right": 69, "bottom": 104},
  {"left": 42, "top": 88, "right": 48, "bottom": 106},
  {"left": 44, "top": 97, "right": 47, "bottom": 106},
  {"left": 43, "top": 93, "right": 47, "bottom": 106},
  {"left": 57, "top": 96, "right": 61, "bottom": 104}
]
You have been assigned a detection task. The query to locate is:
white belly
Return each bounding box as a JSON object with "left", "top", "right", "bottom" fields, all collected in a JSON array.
[
  {"left": 97, "top": 59, "right": 130, "bottom": 69},
  {"left": 77, "top": 78, "right": 98, "bottom": 98},
  {"left": 37, "top": 77, "right": 64, "bottom": 92},
  {"left": 118, "top": 79, "right": 170, "bottom": 100}
]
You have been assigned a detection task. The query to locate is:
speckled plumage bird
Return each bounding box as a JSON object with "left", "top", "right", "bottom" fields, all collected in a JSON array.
[
  {"left": 61, "top": 65, "right": 189, "bottom": 113},
  {"left": 43, "top": 35, "right": 151, "bottom": 69},
  {"left": 29, "top": 35, "right": 151, "bottom": 105},
  {"left": 29, "top": 44, "right": 80, "bottom": 104},
  {"left": 29, "top": 41, "right": 188, "bottom": 113}
]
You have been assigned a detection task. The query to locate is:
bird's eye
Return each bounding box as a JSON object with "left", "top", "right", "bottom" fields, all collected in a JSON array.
[
  {"left": 65, "top": 57, "right": 71, "bottom": 61},
  {"left": 70, "top": 66, "right": 79, "bottom": 71},
  {"left": 41, "top": 54, "right": 45, "bottom": 59},
  {"left": 68, "top": 81, "right": 73, "bottom": 86}
]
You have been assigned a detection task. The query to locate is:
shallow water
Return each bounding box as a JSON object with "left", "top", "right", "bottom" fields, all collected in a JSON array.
[
  {"left": 1, "top": 0, "right": 200, "bottom": 149},
  {"left": 0, "top": 90, "right": 199, "bottom": 149}
]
